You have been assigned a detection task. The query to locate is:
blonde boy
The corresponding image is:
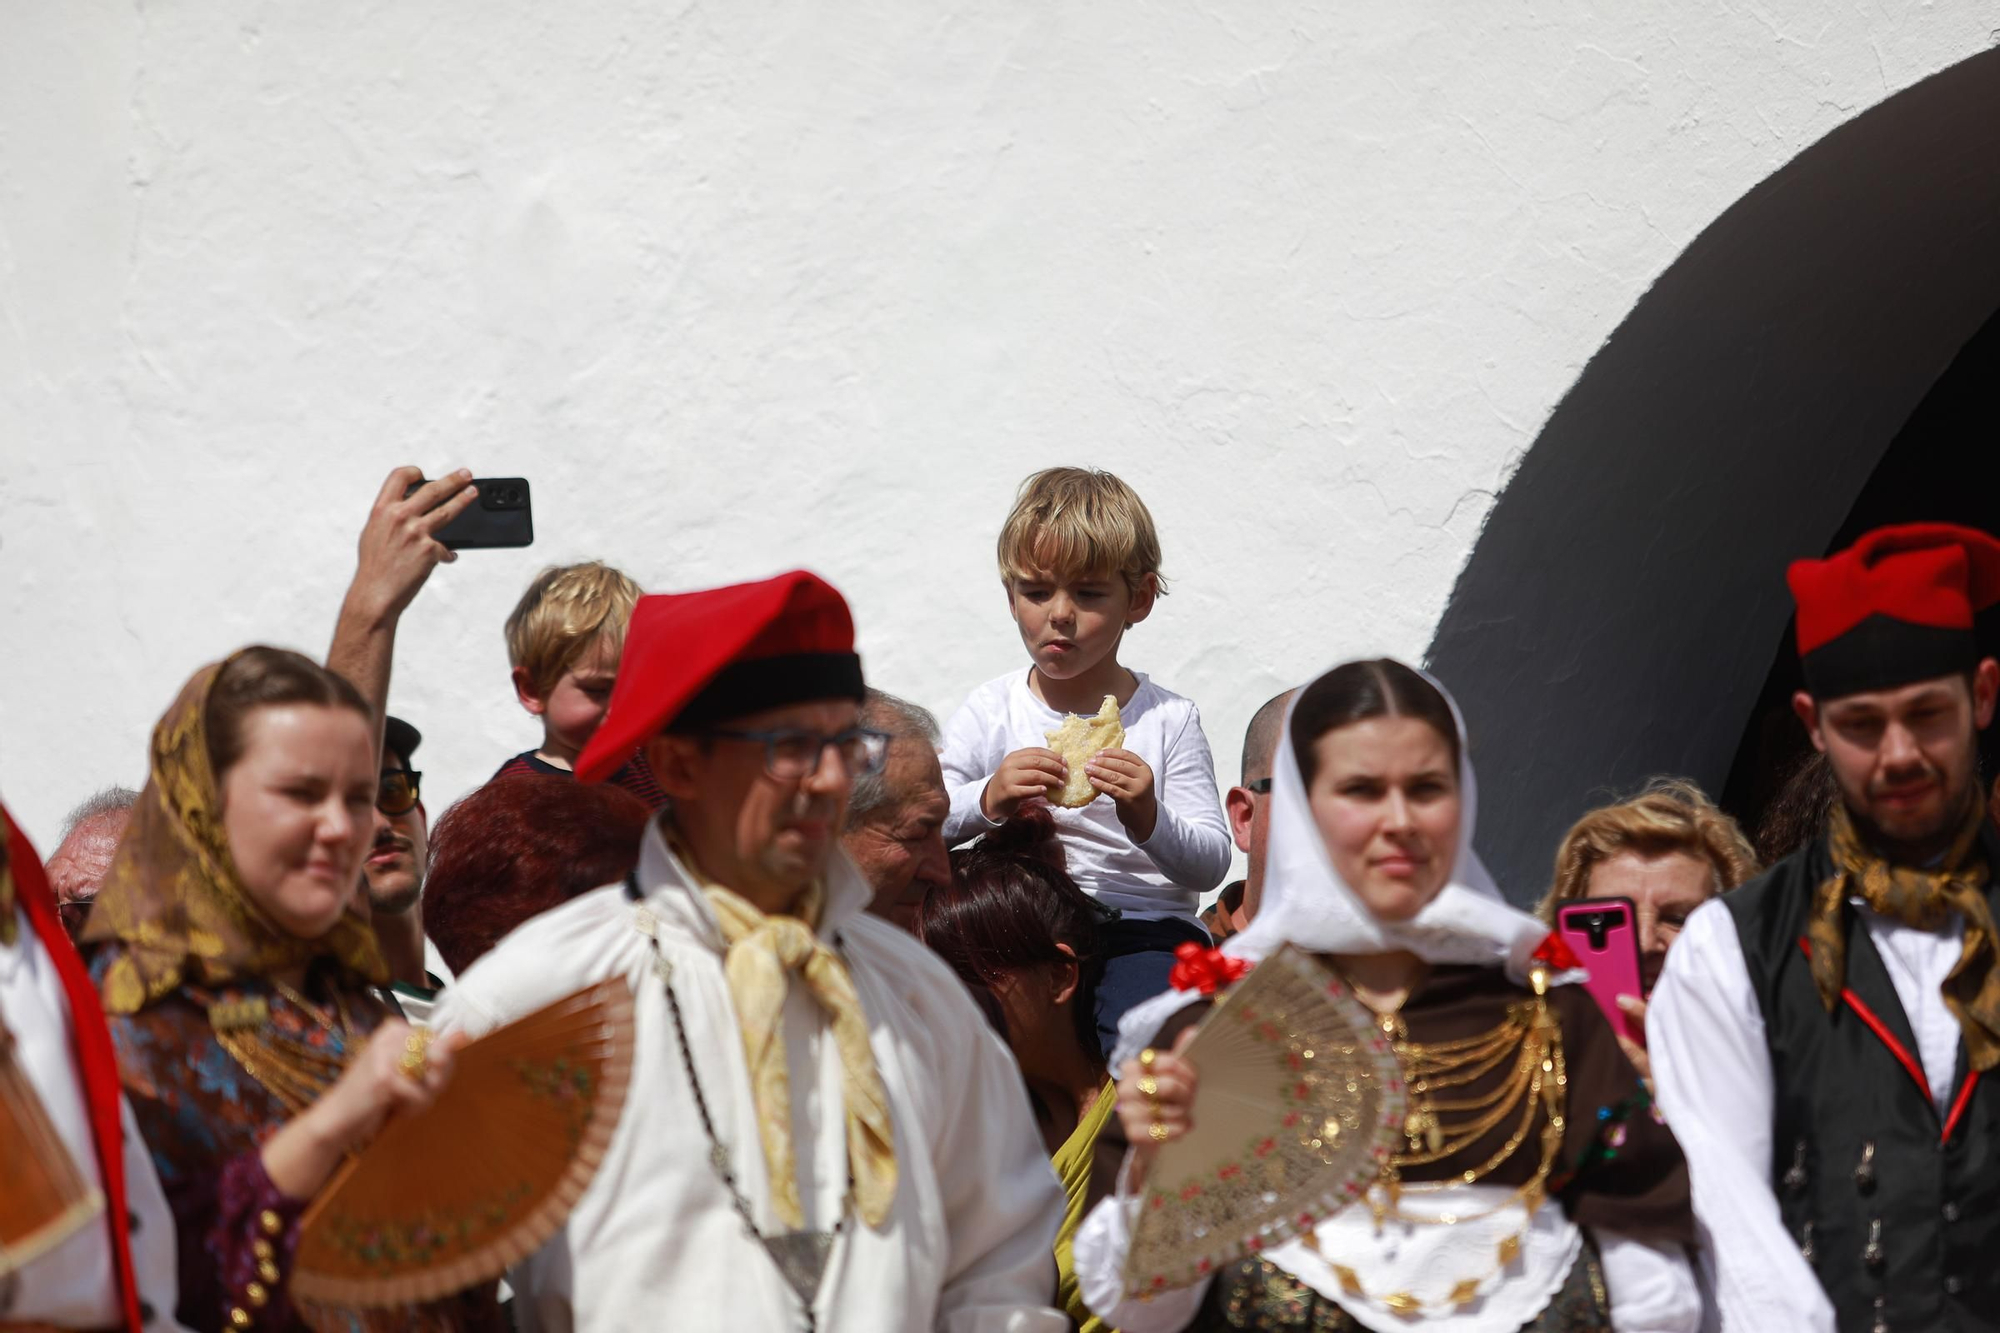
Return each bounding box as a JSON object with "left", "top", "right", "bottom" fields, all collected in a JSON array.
[
  {"left": 491, "top": 561, "right": 666, "bottom": 808},
  {"left": 940, "top": 467, "right": 1230, "bottom": 1055}
]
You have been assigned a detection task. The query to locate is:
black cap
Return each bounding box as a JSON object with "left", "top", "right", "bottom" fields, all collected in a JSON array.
[{"left": 384, "top": 715, "right": 422, "bottom": 769}]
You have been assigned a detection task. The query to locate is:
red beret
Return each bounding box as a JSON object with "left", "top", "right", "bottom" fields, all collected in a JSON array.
[
  {"left": 574, "top": 571, "right": 865, "bottom": 783},
  {"left": 1787, "top": 522, "right": 2000, "bottom": 700}
]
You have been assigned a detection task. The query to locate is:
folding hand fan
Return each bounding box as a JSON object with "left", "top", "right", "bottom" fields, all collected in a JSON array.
[
  {"left": 291, "top": 978, "right": 634, "bottom": 1308},
  {"left": 1122, "top": 945, "right": 1405, "bottom": 1299},
  {"left": 0, "top": 1020, "right": 103, "bottom": 1274}
]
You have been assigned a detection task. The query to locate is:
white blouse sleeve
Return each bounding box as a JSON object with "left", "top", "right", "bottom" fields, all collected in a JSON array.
[
  {"left": 1072, "top": 1190, "right": 1210, "bottom": 1333},
  {"left": 1646, "top": 901, "right": 1836, "bottom": 1333},
  {"left": 1593, "top": 1230, "right": 1701, "bottom": 1332}
]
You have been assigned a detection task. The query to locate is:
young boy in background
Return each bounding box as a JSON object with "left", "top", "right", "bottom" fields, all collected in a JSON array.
[
  {"left": 941, "top": 466, "right": 1230, "bottom": 1056},
  {"left": 492, "top": 560, "right": 667, "bottom": 809}
]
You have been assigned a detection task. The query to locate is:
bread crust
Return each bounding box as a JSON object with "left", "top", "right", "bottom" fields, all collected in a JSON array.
[{"left": 1044, "top": 694, "right": 1125, "bottom": 808}]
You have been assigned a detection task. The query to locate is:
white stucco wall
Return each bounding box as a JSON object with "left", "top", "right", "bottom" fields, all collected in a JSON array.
[{"left": 2, "top": 1, "right": 1992, "bottom": 862}]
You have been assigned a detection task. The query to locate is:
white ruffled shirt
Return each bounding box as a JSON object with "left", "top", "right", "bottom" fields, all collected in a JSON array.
[{"left": 432, "top": 825, "right": 1067, "bottom": 1332}]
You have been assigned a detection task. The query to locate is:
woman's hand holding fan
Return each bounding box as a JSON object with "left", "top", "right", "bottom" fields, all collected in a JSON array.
[
  {"left": 1117, "top": 946, "right": 1406, "bottom": 1301},
  {"left": 1113, "top": 1025, "right": 1201, "bottom": 1181},
  {"left": 290, "top": 979, "right": 634, "bottom": 1312}
]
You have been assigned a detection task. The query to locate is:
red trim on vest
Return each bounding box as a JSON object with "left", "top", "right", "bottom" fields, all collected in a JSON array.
[
  {"left": 1796, "top": 935, "right": 1979, "bottom": 1147},
  {"left": 1944, "top": 1070, "right": 1982, "bottom": 1143},
  {"left": 6, "top": 809, "right": 145, "bottom": 1331}
]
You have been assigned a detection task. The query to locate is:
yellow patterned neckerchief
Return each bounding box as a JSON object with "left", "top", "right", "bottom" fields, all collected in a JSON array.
[
  {"left": 83, "top": 655, "right": 387, "bottom": 1015},
  {"left": 1808, "top": 796, "right": 2000, "bottom": 1070},
  {"left": 669, "top": 837, "right": 898, "bottom": 1230}
]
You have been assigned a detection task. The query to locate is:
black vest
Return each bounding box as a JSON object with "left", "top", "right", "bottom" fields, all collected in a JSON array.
[{"left": 1725, "top": 831, "right": 2000, "bottom": 1333}]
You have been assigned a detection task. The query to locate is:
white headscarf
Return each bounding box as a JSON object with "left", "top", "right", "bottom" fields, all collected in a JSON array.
[{"left": 1113, "top": 660, "right": 1560, "bottom": 1067}]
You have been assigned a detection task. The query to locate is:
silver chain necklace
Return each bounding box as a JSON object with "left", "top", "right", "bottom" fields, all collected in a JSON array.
[{"left": 627, "top": 875, "right": 851, "bottom": 1332}]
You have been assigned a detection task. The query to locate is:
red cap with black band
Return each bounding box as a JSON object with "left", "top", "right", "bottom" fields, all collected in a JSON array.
[
  {"left": 1787, "top": 522, "right": 2000, "bottom": 701},
  {"left": 574, "top": 570, "right": 866, "bottom": 783}
]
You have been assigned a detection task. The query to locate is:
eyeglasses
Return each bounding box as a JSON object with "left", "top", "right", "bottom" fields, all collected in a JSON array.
[
  {"left": 707, "top": 727, "right": 892, "bottom": 780},
  {"left": 377, "top": 769, "right": 423, "bottom": 817},
  {"left": 1246, "top": 778, "right": 1273, "bottom": 795}
]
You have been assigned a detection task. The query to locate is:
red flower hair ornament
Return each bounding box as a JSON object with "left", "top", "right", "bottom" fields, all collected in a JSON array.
[{"left": 1169, "top": 942, "right": 1253, "bottom": 995}]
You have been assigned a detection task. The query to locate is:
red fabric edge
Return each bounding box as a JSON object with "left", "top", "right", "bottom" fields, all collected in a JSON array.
[{"left": 7, "top": 809, "right": 144, "bottom": 1330}]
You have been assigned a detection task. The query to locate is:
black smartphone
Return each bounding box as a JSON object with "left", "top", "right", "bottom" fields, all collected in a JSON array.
[{"left": 404, "top": 477, "right": 534, "bottom": 550}]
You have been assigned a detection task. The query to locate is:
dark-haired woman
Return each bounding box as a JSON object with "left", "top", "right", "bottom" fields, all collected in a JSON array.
[
  {"left": 918, "top": 809, "right": 1122, "bottom": 1332},
  {"left": 1074, "top": 659, "right": 1700, "bottom": 1332},
  {"left": 83, "top": 648, "right": 500, "bottom": 1332}
]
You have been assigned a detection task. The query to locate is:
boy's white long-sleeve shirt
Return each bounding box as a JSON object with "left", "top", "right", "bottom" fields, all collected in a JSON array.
[{"left": 940, "top": 669, "right": 1231, "bottom": 920}]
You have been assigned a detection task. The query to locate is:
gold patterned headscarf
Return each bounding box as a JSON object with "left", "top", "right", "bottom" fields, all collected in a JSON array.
[
  {"left": 1808, "top": 795, "right": 2000, "bottom": 1070},
  {"left": 83, "top": 656, "right": 386, "bottom": 1014}
]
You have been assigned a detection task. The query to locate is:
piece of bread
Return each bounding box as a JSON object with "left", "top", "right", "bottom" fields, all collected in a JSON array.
[{"left": 1044, "top": 695, "right": 1126, "bottom": 808}]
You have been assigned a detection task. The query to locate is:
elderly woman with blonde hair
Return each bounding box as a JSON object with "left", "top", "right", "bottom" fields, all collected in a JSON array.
[{"left": 1539, "top": 778, "right": 1759, "bottom": 1082}]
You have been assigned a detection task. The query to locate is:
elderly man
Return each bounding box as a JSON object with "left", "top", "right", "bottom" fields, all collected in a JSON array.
[
  {"left": 1201, "top": 688, "right": 1293, "bottom": 942},
  {"left": 44, "top": 786, "right": 137, "bottom": 941},
  {"left": 842, "top": 690, "right": 952, "bottom": 932},
  {"left": 437, "top": 571, "right": 1065, "bottom": 1332}
]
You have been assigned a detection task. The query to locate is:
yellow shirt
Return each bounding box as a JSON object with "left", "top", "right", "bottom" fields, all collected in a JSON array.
[{"left": 1052, "top": 1082, "right": 1120, "bottom": 1332}]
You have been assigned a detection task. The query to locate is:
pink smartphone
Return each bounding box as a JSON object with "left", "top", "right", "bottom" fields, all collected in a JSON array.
[{"left": 1554, "top": 897, "right": 1644, "bottom": 1045}]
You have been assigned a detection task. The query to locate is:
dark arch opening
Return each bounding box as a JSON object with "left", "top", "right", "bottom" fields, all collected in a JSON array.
[
  {"left": 1721, "top": 305, "right": 2000, "bottom": 855},
  {"left": 1425, "top": 46, "right": 2000, "bottom": 903}
]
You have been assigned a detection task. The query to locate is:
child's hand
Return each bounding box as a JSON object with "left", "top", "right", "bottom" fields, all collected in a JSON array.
[
  {"left": 1089, "top": 748, "right": 1157, "bottom": 841},
  {"left": 982, "top": 747, "right": 1067, "bottom": 821}
]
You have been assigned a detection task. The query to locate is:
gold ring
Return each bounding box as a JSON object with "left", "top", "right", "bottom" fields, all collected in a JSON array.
[
  {"left": 1138, "top": 1047, "right": 1158, "bottom": 1069},
  {"left": 1148, "top": 1120, "right": 1171, "bottom": 1143},
  {"left": 398, "top": 1028, "right": 433, "bottom": 1081},
  {"left": 1136, "top": 1073, "right": 1160, "bottom": 1099}
]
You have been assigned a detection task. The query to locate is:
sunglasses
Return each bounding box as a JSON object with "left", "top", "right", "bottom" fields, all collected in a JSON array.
[
  {"left": 377, "top": 769, "right": 423, "bottom": 817},
  {"left": 1246, "top": 778, "right": 1273, "bottom": 795}
]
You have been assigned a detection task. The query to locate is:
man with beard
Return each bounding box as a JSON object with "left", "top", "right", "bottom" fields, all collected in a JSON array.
[
  {"left": 842, "top": 690, "right": 952, "bottom": 933},
  {"left": 1650, "top": 523, "right": 2000, "bottom": 1332},
  {"left": 435, "top": 571, "right": 1064, "bottom": 1331}
]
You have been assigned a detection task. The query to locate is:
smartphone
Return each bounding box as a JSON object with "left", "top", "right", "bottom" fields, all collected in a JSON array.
[
  {"left": 1554, "top": 896, "right": 1644, "bottom": 1045},
  {"left": 405, "top": 477, "right": 534, "bottom": 550}
]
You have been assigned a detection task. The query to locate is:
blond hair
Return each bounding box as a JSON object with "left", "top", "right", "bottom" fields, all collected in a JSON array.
[
  {"left": 1538, "top": 777, "right": 1760, "bottom": 923},
  {"left": 997, "top": 467, "right": 1167, "bottom": 595},
  {"left": 504, "top": 561, "right": 643, "bottom": 696}
]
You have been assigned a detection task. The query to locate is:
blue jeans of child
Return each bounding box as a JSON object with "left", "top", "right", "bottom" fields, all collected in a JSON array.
[{"left": 1093, "top": 916, "right": 1212, "bottom": 1062}]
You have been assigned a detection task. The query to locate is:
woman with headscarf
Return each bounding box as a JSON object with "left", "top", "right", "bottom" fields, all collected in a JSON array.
[
  {"left": 1073, "top": 659, "right": 1700, "bottom": 1332},
  {"left": 83, "top": 647, "right": 498, "bottom": 1333}
]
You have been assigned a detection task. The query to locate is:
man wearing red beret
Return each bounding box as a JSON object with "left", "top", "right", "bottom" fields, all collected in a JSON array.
[
  {"left": 1650, "top": 523, "right": 2000, "bottom": 1333},
  {"left": 435, "top": 571, "right": 1066, "bottom": 1332}
]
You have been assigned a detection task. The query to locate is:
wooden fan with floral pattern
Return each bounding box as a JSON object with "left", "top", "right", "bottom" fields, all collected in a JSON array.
[
  {"left": 1123, "top": 945, "right": 1405, "bottom": 1299},
  {"left": 291, "top": 979, "right": 634, "bottom": 1307}
]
